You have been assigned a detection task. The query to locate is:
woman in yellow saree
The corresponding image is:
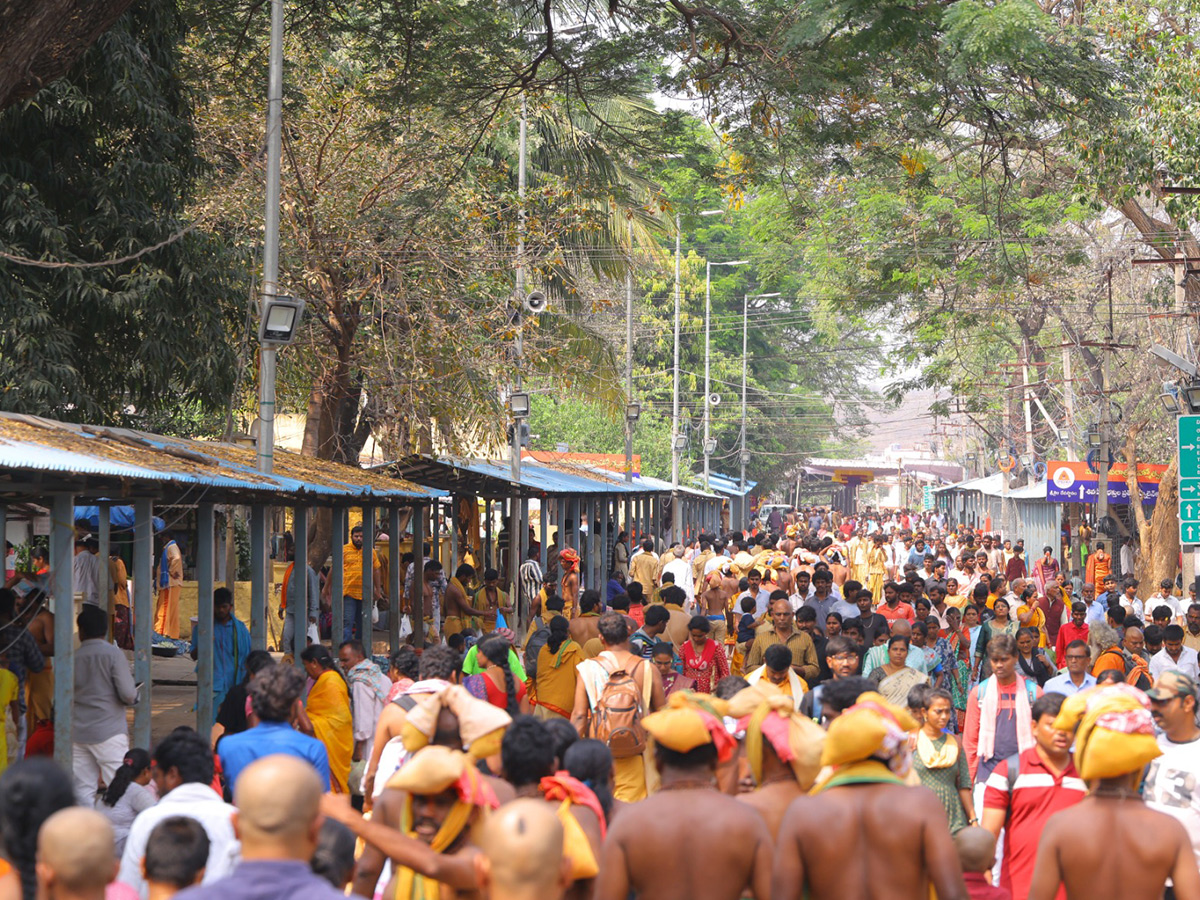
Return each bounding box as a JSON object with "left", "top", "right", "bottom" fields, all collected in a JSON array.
[
  {"left": 533, "top": 616, "right": 583, "bottom": 721},
  {"left": 299, "top": 644, "right": 354, "bottom": 793}
]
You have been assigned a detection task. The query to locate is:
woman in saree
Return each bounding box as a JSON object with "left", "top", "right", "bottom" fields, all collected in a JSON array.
[
  {"left": 932, "top": 606, "right": 973, "bottom": 732},
  {"left": 868, "top": 634, "right": 929, "bottom": 707},
  {"left": 1015, "top": 583, "right": 1050, "bottom": 649},
  {"left": 533, "top": 616, "right": 583, "bottom": 721},
  {"left": 1030, "top": 545, "right": 1060, "bottom": 595},
  {"left": 975, "top": 595, "right": 1019, "bottom": 680},
  {"left": 299, "top": 644, "right": 354, "bottom": 793}
]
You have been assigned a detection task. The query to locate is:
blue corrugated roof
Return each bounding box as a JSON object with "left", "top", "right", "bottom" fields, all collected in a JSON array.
[
  {"left": 0, "top": 413, "right": 443, "bottom": 503},
  {"left": 383, "top": 455, "right": 669, "bottom": 498},
  {"left": 700, "top": 472, "right": 757, "bottom": 498}
]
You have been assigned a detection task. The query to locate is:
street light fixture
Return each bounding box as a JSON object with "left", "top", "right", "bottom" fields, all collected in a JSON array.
[
  {"left": 704, "top": 257, "right": 751, "bottom": 491},
  {"left": 1161, "top": 381, "right": 1182, "bottom": 414},
  {"left": 1183, "top": 383, "right": 1200, "bottom": 413},
  {"left": 510, "top": 392, "right": 531, "bottom": 418},
  {"left": 704, "top": 438, "right": 717, "bottom": 455},
  {"left": 626, "top": 401, "right": 641, "bottom": 423},
  {"left": 258, "top": 294, "right": 306, "bottom": 346},
  {"left": 673, "top": 434, "right": 688, "bottom": 453}
]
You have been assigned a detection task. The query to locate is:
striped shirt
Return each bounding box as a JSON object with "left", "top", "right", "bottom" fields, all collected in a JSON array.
[{"left": 983, "top": 747, "right": 1086, "bottom": 900}]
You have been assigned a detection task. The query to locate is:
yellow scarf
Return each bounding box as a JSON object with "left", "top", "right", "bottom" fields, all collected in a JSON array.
[
  {"left": 915, "top": 730, "right": 958, "bottom": 769},
  {"left": 394, "top": 796, "right": 475, "bottom": 900}
]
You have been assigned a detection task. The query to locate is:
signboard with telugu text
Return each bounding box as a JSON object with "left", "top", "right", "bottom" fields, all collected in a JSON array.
[{"left": 1045, "top": 460, "right": 1167, "bottom": 505}]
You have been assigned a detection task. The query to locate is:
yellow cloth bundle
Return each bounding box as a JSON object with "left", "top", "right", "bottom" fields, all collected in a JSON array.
[
  {"left": 819, "top": 691, "right": 917, "bottom": 775},
  {"left": 728, "top": 683, "right": 825, "bottom": 789},
  {"left": 641, "top": 691, "right": 735, "bottom": 761},
  {"left": 400, "top": 684, "right": 511, "bottom": 759},
  {"left": 1052, "top": 683, "right": 1161, "bottom": 781}
]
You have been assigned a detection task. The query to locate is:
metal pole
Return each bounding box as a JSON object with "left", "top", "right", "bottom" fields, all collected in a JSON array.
[
  {"left": 51, "top": 493, "right": 74, "bottom": 772},
  {"left": 450, "top": 497, "right": 460, "bottom": 575},
  {"left": 1097, "top": 269, "right": 1112, "bottom": 530},
  {"left": 511, "top": 94, "right": 527, "bottom": 622},
  {"left": 331, "top": 511, "right": 345, "bottom": 646},
  {"left": 389, "top": 508, "right": 401, "bottom": 653},
  {"left": 539, "top": 498, "right": 548, "bottom": 572},
  {"left": 196, "top": 503, "right": 214, "bottom": 731},
  {"left": 361, "top": 507, "right": 374, "bottom": 648},
  {"left": 625, "top": 218, "right": 635, "bottom": 483},
  {"left": 132, "top": 499, "right": 152, "bottom": 749},
  {"left": 250, "top": 504, "right": 267, "bottom": 650},
  {"left": 257, "top": 0, "right": 284, "bottom": 476},
  {"left": 704, "top": 260, "right": 712, "bottom": 489},
  {"left": 98, "top": 503, "right": 111, "bottom": 639},
  {"left": 293, "top": 505, "right": 308, "bottom": 664},
  {"left": 740, "top": 293, "right": 748, "bottom": 510},
  {"left": 671, "top": 212, "right": 682, "bottom": 545},
  {"left": 410, "top": 509, "right": 425, "bottom": 647}
]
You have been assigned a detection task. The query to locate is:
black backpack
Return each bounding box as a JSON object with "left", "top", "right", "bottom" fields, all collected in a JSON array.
[{"left": 524, "top": 619, "right": 551, "bottom": 678}]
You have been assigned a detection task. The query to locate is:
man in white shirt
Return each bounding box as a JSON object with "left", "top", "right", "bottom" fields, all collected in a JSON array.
[
  {"left": 1150, "top": 625, "right": 1200, "bottom": 681},
  {"left": 1043, "top": 639, "right": 1097, "bottom": 696},
  {"left": 73, "top": 538, "right": 100, "bottom": 606},
  {"left": 660, "top": 545, "right": 695, "bottom": 605},
  {"left": 338, "top": 639, "right": 392, "bottom": 792},
  {"left": 118, "top": 730, "right": 239, "bottom": 898},
  {"left": 1144, "top": 671, "right": 1200, "bottom": 876},
  {"left": 73, "top": 605, "right": 136, "bottom": 805},
  {"left": 1148, "top": 580, "right": 1184, "bottom": 624},
  {"left": 1118, "top": 578, "right": 1145, "bottom": 621}
]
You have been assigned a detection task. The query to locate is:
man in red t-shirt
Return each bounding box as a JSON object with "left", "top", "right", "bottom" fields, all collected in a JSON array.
[
  {"left": 981, "top": 692, "right": 1085, "bottom": 900},
  {"left": 876, "top": 581, "right": 916, "bottom": 623},
  {"left": 1054, "top": 601, "right": 1089, "bottom": 666}
]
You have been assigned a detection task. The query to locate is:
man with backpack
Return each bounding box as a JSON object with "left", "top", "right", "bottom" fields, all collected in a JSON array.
[
  {"left": 963, "top": 634, "right": 1042, "bottom": 816},
  {"left": 570, "top": 611, "right": 665, "bottom": 803},
  {"left": 981, "top": 692, "right": 1085, "bottom": 900}
]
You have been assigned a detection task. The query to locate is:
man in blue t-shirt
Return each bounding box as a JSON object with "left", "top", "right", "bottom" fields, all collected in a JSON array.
[{"left": 218, "top": 663, "right": 330, "bottom": 792}]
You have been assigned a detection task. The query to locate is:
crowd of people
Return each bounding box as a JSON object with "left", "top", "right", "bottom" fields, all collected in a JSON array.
[{"left": 3, "top": 506, "right": 1200, "bottom": 899}]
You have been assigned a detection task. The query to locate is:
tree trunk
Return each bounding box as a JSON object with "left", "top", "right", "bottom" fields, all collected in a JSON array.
[
  {"left": 0, "top": 0, "right": 136, "bottom": 109},
  {"left": 1126, "top": 425, "right": 1179, "bottom": 587}
]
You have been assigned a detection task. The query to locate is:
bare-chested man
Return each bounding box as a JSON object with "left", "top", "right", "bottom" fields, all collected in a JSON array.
[
  {"left": 595, "top": 694, "right": 772, "bottom": 900},
  {"left": 699, "top": 570, "right": 730, "bottom": 645},
  {"left": 559, "top": 548, "right": 581, "bottom": 617},
  {"left": 568, "top": 590, "right": 602, "bottom": 650},
  {"left": 361, "top": 645, "right": 460, "bottom": 805},
  {"left": 337, "top": 689, "right": 515, "bottom": 900},
  {"left": 773, "top": 690, "right": 968, "bottom": 900},
  {"left": 442, "top": 564, "right": 480, "bottom": 637},
  {"left": 729, "top": 684, "right": 823, "bottom": 837},
  {"left": 499, "top": 716, "right": 602, "bottom": 900},
  {"left": 1029, "top": 682, "right": 1200, "bottom": 900}
]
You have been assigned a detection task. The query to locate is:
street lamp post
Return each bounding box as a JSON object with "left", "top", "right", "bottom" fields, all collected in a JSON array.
[
  {"left": 741, "top": 291, "right": 778, "bottom": 528},
  {"left": 703, "top": 257, "right": 749, "bottom": 491},
  {"left": 670, "top": 213, "right": 682, "bottom": 544},
  {"left": 258, "top": 0, "right": 285, "bottom": 475}
]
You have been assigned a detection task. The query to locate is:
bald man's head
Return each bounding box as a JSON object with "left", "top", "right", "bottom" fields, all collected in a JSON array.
[
  {"left": 233, "top": 755, "right": 323, "bottom": 859},
  {"left": 37, "top": 809, "right": 117, "bottom": 895},
  {"left": 890, "top": 619, "right": 912, "bottom": 637},
  {"left": 953, "top": 826, "right": 996, "bottom": 873},
  {"left": 475, "top": 800, "right": 570, "bottom": 900}
]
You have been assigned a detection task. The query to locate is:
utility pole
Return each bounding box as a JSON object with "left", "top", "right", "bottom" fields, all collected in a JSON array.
[
  {"left": 1097, "top": 267, "right": 1113, "bottom": 530},
  {"left": 670, "top": 213, "right": 681, "bottom": 545},
  {"left": 1021, "top": 340, "right": 1035, "bottom": 460},
  {"left": 257, "top": 0, "right": 284, "bottom": 475},
  {"left": 1062, "top": 346, "right": 1076, "bottom": 461},
  {"left": 624, "top": 218, "right": 634, "bottom": 484},
  {"left": 509, "top": 93, "right": 527, "bottom": 612},
  {"left": 740, "top": 292, "right": 748, "bottom": 530}
]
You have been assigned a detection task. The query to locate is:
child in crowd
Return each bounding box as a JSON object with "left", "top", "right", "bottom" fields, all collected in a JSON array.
[
  {"left": 954, "top": 827, "right": 1010, "bottom": 900},
  {"left": 142, "top": 817, "right": 210, "bottom": 900}
]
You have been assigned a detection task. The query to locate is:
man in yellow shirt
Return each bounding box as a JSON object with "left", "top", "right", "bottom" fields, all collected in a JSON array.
[{"left": 324, "top": 524, "right": 382, "bottom": 643}]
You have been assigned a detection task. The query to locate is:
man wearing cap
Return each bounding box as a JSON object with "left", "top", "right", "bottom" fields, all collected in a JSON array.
[
  {"left": 1145, "top": 671, "right": 1200, "bottom": 878},
  {"left": 1029, "top": 683, "right": 1200, "bottom": 899},
  {"left": 772, "top": 690, "right": 969, "bottom": 900},
  {"left": 594, "top": 693, "right": 773, "bottom": 900}
]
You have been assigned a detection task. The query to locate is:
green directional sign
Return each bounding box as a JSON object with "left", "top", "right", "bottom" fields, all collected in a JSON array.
[{"left": 1179, "top": 415, "right": 1200, "bottom": 544}]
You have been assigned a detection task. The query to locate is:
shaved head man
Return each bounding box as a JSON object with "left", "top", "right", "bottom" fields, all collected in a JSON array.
[
  {"left": 176, "top": 755, "right": 346, "bottom": 900},
  {"left": 37, "top": 809, "right": 117, "bottom": 900},
  {"left": 475, "top": 799, "right": 571, "bottom": 900}
]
